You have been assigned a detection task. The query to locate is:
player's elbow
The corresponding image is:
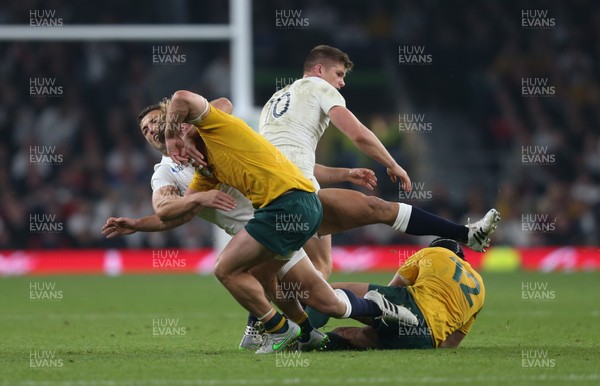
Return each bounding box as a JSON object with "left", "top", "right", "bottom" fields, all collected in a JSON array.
[
  {"left": 171, "top": 90, "right": 197, "bottom": 105},
  {"left": 350, "top": 129, "right": 371, "bottom": 145},
  {"left": 211, "top": 97, "right": 234, "bottom": 114}
]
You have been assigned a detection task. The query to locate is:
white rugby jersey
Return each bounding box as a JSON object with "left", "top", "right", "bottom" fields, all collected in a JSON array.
[
  {"left": 259, "top": 77, "right": 346, "bottom": 181},
  {"left": 151, "top": 156, "right": 253, "bottom": 236}
]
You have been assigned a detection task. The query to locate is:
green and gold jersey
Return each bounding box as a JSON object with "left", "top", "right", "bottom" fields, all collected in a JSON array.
[
  {"left": 398, "top": 247, "right": 485, "bottom": 347},
  {"left": 189, "top": 105, "right": 315, "bottom": 208}
]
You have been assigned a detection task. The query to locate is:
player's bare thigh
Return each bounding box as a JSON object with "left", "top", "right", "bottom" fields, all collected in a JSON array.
[
  {"left": 303, "top": 235, "right": 332, "bottom": 279},
  {"left": 213, "top": 228, "right": 276, "bottom": 279},
  {"left": 317, "top": 188, "right": 398, "bottom": 235}
]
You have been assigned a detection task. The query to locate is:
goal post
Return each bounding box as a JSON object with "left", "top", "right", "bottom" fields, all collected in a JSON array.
[{"left": 1, "top": 0, "right": 254, "bottom": 252}]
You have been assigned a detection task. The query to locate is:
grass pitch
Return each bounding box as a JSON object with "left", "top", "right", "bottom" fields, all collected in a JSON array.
[{"left": 1, "top": 271, "right": 598, "bottom": 385}]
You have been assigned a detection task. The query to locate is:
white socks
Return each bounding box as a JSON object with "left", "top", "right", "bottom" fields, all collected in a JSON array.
[
  {"left": 334, "top": 289, "right": 352, "bottom": 318},
  {"left": 392, "top": 203, "right": 412, "bottom": 232}
]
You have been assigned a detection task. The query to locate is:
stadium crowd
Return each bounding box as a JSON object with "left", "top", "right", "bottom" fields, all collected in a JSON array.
[{"left": 0, "top": 0, "right": 598, "bottom": 249}]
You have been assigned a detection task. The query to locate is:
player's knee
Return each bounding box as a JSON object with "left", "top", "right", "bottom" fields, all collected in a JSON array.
[
  {"left": 213, "top": 261, "right": 230, "bottom": 285},
  {"left": 366, "top": 195, "right": 391, "bottom": 213},
  {"left": 313, "top": 298, "right": 346, "bottom": 318}
]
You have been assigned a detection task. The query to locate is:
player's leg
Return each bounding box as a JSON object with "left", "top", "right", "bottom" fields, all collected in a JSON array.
[
  {"left": 302, "top": 235, "right": 332, "bottom": 279},
  {"left": 279, "top": 256, "right": 418, "bottom": 326},
  {"left": 213, "top": 229, "right": 301, "bottom": 354},
  {"left": 213, "top": 229, "right": 278, "bottom": 317},
  {"left": 325, "top": 326, "right": 379, "bottom": 350},
  {"left": 317, "top": 188, "right": 500, "bottom": 251}
]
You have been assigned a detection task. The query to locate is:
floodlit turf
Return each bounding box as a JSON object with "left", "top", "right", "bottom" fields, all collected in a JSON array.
[{"left": 1, "top": 271, "right": 598, "bottom": 385}]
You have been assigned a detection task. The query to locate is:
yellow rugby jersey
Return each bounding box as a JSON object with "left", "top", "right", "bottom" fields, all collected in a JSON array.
[
  {"left": 188, "top": 105, "right": 315, "bottom": 208},
  {"left": 398, "top": 247, "right": 485, "bottom": 347}
]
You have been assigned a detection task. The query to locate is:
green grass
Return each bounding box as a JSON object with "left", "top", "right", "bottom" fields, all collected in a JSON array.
[{"left": 1, "top": 271, "right": 599, "bottom": 385}]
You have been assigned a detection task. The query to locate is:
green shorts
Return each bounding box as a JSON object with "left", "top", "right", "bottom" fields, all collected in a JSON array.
[
  {"left": 368, "top": 284, "right": 435, "bottom": 349},
  {"left": 245, "top": 190, "right": 322, "bottom": 258}
]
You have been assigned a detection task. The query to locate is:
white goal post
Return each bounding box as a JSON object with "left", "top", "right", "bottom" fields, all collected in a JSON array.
[
  {"left": 0, "top": 0, "right": 253, "bottom": 117},
  {"left": 0, "top": 0, "right": 254, "bottom": 252}
]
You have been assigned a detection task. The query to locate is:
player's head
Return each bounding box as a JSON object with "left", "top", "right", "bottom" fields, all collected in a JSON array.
[
  {"left": 138, "top": 102, "right": 167, "bottom": 153},
  {"left": 303, "top": 45, "right": 353, "bottom": 90},
  {"left": 428, "top": 238, "right": 465, "bottom": 260},
  {"left": 138, "top": 99, "right": 192, "bottom": 155}
]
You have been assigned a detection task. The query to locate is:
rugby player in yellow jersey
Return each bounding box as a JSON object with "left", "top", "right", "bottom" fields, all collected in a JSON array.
[
  {"left": 162, "top": 90, "right": 415, "bottom": 354},
  {"left": 308, "top": 238, "right": 485, "bottom": 350}
]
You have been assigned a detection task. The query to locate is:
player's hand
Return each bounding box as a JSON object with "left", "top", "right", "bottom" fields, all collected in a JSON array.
[
  {"left": 387, "top": 165, "right": 412, "bottom": 192},
  {"left": 182, "top": 131, "right": 207, "bottom": 167},
  {"left": 191, "top": 190, "right": 236, "bottom": 211},
  {"left": 347, "top": 168, "right": 378, "bottom": 190},
  {"left": 165, "top": 136, "right": 188, "bottom": 165},
  {"left": 102, "top": 217, "right": 137, "bottom": 238}
]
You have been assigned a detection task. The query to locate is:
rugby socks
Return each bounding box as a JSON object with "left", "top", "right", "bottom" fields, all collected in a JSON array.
[
  {"left": 392, "top": 203, "right": 412, "bottom": 232},
  {"left": 306, "top": 305, "right": 330, "bottom": 328},
  {"left": 297, "top": 312, "right": 314, "bottom": 343},
  {"left": 336, "top": 288, "right": 382, "bottom": 318},
  {"left": 247, "top": 313, "right": 258, "bottom": 327},
  {"left": 260, "top": 310, "right": 289, "bottom": 334},
  {"left": 401, "top": 205, "right": 469, "bottom": 243}
]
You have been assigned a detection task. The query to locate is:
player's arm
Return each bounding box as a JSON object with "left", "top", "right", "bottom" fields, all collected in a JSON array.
[
  {"left": 165, "top": 90, "right": 210, "bottom": 164},
  {"left": 328, "top": 106, "right": 411, "bottom": 191},
  {"left": 155, "top": 185, "right": 236, "bottom": 221},
  {"left": 314, "top": 164, "right": 378, "bottom": 190},
  {"left": 387, "top": 272, "right": 410, "bottom": 287},
  {"left": 102, "top": 213, "right": 195, "bottom": 238},
  {"left": 438, "top": 330, "right": 466, "bottom": 348},
  {"left": 389, "top": 249, "right": 424, "bottom": 286},
  {"left": 210, "top": 97, "right": 233, "bottom": 114}
]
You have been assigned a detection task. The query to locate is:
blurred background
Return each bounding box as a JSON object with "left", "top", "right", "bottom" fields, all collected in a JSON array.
[{"left": 0, "top": 0, "right": 599, "bottom": 253}]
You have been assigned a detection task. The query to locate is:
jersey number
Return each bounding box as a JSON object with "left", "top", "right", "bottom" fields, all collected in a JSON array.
[
  {"left": 265, "top": 92, "right": 291, "bottom": 124},
  {"left": 450, "top": 256, "right": 480, "bottom": 308}
]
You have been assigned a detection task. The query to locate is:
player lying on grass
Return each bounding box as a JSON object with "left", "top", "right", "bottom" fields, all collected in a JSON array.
[
  {"left": 306, "top": 238, "right": 485, "bottom": 350},
  {"left": 117, "top": 91, "right": 417, "bottom": 354}
]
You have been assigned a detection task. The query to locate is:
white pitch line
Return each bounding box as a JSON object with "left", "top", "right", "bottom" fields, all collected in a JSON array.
[
  {"left": 1, "top": 312, "right": 244, "bottom": 320},
  {"left": 6, "top": 374, "right": 600, "bottom": 386}
]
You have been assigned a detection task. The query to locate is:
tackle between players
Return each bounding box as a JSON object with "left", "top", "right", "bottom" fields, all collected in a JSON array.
[{"left": 163, "top": 91, "right": 417, "bottom": 353}]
